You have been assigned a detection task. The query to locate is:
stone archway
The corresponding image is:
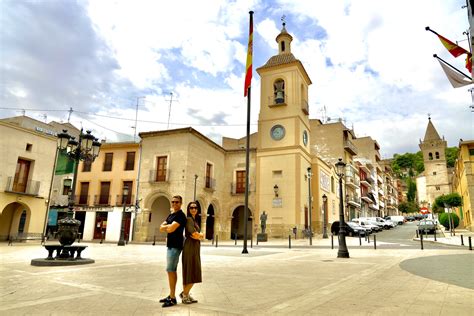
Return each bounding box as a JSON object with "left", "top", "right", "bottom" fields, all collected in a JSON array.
[
  {"left": 0, "top": 202, "right": 31, "bottom": 240},
  {"left": 231, "top": 206, "right": 253, "bottom": 240},
  {"left": 148, "top": 196, "right": 171, "bottom": 242},
  {"left": 205, "top": 204, "right": 215, "bottom": 240}
]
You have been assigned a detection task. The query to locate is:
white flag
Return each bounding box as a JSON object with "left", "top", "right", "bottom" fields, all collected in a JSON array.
[{"left": 438, "top": 59, "right": 472, "bottom": 88}]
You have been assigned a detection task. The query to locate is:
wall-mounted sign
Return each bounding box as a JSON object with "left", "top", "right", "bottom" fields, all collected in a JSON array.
[
  {"left": 272, "top": 198, "right": 282, "bottom": 208},
  {"left": 319, "top": 170, "right": 330, "bottom": 192}
]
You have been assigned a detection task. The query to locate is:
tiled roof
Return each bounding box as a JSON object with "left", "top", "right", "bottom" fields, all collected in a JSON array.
[{"left": 258, "top": 53, "right": 298, "bottom": 69}]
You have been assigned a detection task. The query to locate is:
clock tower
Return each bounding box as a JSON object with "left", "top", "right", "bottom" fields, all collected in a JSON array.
[{"left": 255, "top": 22, "right": 312, "bottom": 236}]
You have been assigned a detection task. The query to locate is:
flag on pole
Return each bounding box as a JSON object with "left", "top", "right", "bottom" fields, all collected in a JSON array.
[
  {"left": 438, "top": 59, "right": 472, "bottom": 88},
  {"left": 436, "top": 33, "right": 470, "bottom": 58},
  {"left": 244, "top": 12, "right": 253, "bottom": 97},
  {"left": 435, "top": 57, "right": 472, "bottom": 88}
]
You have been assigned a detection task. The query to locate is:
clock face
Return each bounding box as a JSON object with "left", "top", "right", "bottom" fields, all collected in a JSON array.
[
  {"left": 303, "top": 130, "right": 308, "bottom": 146},
  {"left": 270, "top": 125, "right": 285, "bottom": 140}
]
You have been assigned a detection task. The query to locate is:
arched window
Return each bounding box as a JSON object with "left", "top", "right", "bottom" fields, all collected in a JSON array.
[
  {"left": 435, "top": 152, "right": 440, "bottom": 159},
  {"left": 274, "top": 79, "right": 285, "bottom": 104},
  {"left": 428, "top": 152, "right": 433, "bottom": 160},
  {"left": 18, "top": 210, "right": 27, "bottom": 233},
  {"left": 281, "top": 41, "right": 286, "bottom": 52}
]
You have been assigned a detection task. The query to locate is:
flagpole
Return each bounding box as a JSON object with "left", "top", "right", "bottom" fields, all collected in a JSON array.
[
  {"left": 242, "top": 10, "right": 253, "bottom": 255},
  {"left": 433, "top": 54, "right": 472, "bottom": 80}
]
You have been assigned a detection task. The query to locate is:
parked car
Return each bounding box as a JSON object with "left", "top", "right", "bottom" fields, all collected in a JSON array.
[
  {"left": 417, "top": 219, "right": 437, "bottom": 234},
  {"left": 406, "top": 216, "right": 415, "bottom": 222},
  {"left": 352, "top": 218, "right": 382, "bottom": 232},
  {"left": 386, "top": 216, "right": 405, "bottom": 225},
  {"left": 331, "top": 221, "right": 367, "bottom": 237}
]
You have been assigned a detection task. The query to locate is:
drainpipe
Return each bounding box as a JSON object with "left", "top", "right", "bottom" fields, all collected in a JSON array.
[{"left": 132, "top": 141, "right": 143, "bottom": 241}]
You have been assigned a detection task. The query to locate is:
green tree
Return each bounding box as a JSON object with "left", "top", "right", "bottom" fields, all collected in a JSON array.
[
  {"left": 398, "top": 201, "right": 418, "bottom": 214},
  {"left": 439, "top": 212, "right": 460, "bottom": 229},
  {"left": 406, "top": 178, "right": 416, "bottom": 202},
  {"left": 445, "top": 147, "right": 459, "bottom": 168},
  {"left": 433, "top": 193, "right": 462, "bottom": 213}
]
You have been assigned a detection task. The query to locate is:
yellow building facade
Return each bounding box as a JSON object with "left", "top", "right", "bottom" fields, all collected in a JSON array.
[
  {"left": 74, "top": 141, "right": 139, "bottom": 242},
  {"left": 452, "top": 140, "right": 474, "bottom": 231},
  {"left": 0, "top": 121, "right": 56, "bottom": 239}
]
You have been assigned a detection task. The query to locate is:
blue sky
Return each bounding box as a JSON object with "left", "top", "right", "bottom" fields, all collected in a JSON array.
[{"left": 0, "top": 0, "right": 472, "bottom": 157}]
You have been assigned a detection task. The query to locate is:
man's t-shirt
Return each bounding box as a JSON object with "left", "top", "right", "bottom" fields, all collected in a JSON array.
[{"left": 165, "top": 210, "right": 187, "bottom": 249}]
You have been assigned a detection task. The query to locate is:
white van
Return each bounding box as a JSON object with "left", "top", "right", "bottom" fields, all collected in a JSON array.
[{"left": 387, "top": 216, "right": 405, "bottom": 225}]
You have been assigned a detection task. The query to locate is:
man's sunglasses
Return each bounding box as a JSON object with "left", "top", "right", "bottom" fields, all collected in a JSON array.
[{"left": 171, "top": 201, "right": 181, "bottom": 204}]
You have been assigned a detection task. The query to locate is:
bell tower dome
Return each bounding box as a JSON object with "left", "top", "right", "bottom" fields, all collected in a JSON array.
[{"left": 276, "top": 23, "right": 293, "bottom": 55}]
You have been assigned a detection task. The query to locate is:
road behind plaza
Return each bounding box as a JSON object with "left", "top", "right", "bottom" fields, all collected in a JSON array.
[{"left": 1, "top": 222, "right": 473, "bottom": 315}]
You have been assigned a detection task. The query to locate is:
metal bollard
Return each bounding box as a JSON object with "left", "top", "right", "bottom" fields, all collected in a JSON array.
[
  {"left": 100, "top": 231, "right": 104, "bottom": 244},
  {"left": 289, "top": 235, "right": 291, "bottom": 249},
  {"left": 461, "top": 235, "right": 464, "bottom": 246},
  {"left": 215, "top": 235, "right": 218, "bottom": 248},
  {"left": 251, "top": 237, "right": 253, "bottom": 248},
  {"left": 234, "top": 235, "right": 237, "bottom": 245},
  {"left": 469, "top": 237, "right": 472, "bottom": 251},
  {"left": 374, "top": 234, "right": 377, "bottom": 250},
  {"left": 359, "top": 232, "right": 362, "bottom": 246},
  {"left": 416, "top": 230, "right": 419, "bottom": 238},
  {"left": 331, "top": 234, "right": 334, "bottom": 249},
  {"left": 212, "top": 237, "right": 214, "bottom": 245},
  {"left": 434, "top": 229, "right": 437, "bottom": 242},
  {"left": 152, "top": 235, "right": 156, "bottom": 246},
  {"left": 420, "top": 233, "right": 424, "bottom": 250},
  {"left": 367, "top": 234, "right": 370, "bottom": 244}
]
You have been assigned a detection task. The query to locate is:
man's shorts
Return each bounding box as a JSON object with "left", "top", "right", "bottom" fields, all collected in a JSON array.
[{"left": 166, "top": 247, "right": 182, "bottom": 272}]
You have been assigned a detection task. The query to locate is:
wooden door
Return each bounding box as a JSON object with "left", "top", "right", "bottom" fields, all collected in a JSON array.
[{"left": 13, "top": 159, "right": 31, "bottom": 193}]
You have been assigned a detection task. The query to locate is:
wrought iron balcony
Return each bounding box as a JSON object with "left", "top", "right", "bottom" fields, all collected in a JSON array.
[
  {"left": 231, "top": 183, "right": 254, "bottom": 195},
  {"left": 149, "top": 169, "right": 170, "bottom": 183},
  {"left": 301, "top": 99, "right": 309, "bottom": 115},
  {"left": 267, "top": 95, "right": 287, "bottom": 107},
  {"left": 115, "top": 194, "right": 135, "bottom": 206},
  {"left": 94, "top": 195, "right": 111, "bottom": 206},
  {"left": 205, "top": 177, "right": 216, "bottom": 191},
  {"left": 75, "top": 195, "right": 90, "bottom": 206},
  {"left": 4, "top": 177, "right": 40, "bottom": 196}
]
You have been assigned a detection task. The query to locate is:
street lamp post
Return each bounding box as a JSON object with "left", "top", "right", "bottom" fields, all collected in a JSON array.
[
  {"left": 118, "top": 186, "right": 129, "bottom": 246},
  {"left": 322, "top": 194, "right": 328, "bottom": 239},
  {"left": 307, "top": 167, "right": 313, "bottom": 246},
  {"left": 56, "top": 129, "right": 101, "bottom": 246},
  {"left": 335, "top": 158, "right": 350, "bottom": 258},
  {"left": 193, "top": 174, "right": 198, "bottom": 201}
]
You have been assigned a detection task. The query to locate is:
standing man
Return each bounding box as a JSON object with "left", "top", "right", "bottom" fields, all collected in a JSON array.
[{"left": 159, "top": 195, "right": 187, "bottom": 308}]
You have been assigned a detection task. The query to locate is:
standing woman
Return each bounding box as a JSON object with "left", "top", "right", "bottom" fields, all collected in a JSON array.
[{"left": 181, "top": 201, "right": 203, "bottom": 304}]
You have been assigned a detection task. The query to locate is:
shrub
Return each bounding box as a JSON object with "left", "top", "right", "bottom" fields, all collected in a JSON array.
[{"left": 438, "top": 213, "right": 459, "bottom": 229}]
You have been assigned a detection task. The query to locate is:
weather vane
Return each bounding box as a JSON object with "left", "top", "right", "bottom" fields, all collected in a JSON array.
[
  {"left": 281, "top": 15, "right": 286, "bottom": 26},
  {"left": 427, "top": 113, "right": 431, "bottom": 120}
]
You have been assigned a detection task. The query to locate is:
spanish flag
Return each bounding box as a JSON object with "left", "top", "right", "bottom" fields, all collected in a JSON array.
[
  {"left": 244, "top": 11, "right": 254, "bottom": 97},
  {"left": 436, "top": 33, "right": 469, "bottom": 58}
]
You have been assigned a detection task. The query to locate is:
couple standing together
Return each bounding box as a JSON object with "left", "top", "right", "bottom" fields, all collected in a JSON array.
[{"left": 159, "top": 195, "right": 203, "bottom": 308}]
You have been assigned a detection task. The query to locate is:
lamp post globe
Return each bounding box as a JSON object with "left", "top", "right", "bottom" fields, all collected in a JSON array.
[{"left": 335, "top": 158, "right": 350, "bottom": 258}]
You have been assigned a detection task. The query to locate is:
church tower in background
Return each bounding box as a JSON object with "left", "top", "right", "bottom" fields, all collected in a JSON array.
[{"left": 418, "top": 117, "right": 451, "bottom": 208}]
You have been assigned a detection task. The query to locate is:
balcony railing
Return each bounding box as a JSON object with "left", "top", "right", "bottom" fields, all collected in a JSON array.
[
  {"left": 115, "top": 194, "right": 135, "bottom": 206},
  {"left": 361, "top": 193, "right": 373, "bottom": 203},
  {"left": 347, "top": 195, "right": 361, "bottom": 207},
  {"left": 344, "top": 139, "right": 358, "bottom": 155},
  {"left": 94, "top": 195, "right": 111, "bottom": 206},
  {"left": 205, "top": 177, "right": 216, "bottom": 191},
  {"left": 4, "top": 177, "right": 40, "bottom": 196},
  {"left": 301, "top": 99, "right": 309, "bottom": 115},
  {"left": 231, "top": 183, "right": 254, "bottom": 195},
  {"left": 149, "top": 169, "right": 170, "bottom": 183},
  {"left": 345, "top": 174, "right": 360, "bottom": 188},
  {"left": 360, "top": 177, "right": 372, "bottom": 187},
  {"left": 75, "top": 195, "right": 90, "bottom": 206}
]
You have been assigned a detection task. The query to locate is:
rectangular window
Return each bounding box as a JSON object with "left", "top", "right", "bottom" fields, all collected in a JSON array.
[
  {"left": 236, "top": 170, "right": 246, "bottom": 194},
  {"left": 103, "top": 153, "right": 113, "bottom": 171},
  {"left": 205, "top": 163, "right": 213, "bottom": 188},
  {"left": 156, "top": 156, "right": 167, "bottom": 181},
  {"left": 62, "top": 178, "right": 72, "bottom": 196},
  {"left": 79, "top": 182, "right": 89, "bottom": 205},
  {"left": 82, "top": 160, "right": 92, "bottom": 172},
  {"left": 13, "top": 158, "right": 31, "bottom": 193},
  {"left": 125, "top": 152, "right": 135, "bottom": 171},
  {"left": 99, "top": 182, "right": 111, "bottom": 205},
  {"left": 122, "top": 181, "right": 133, "bottom": 205},
  {"left": 469, "top": 149, "right": 474, "bottom": 156},
  {"left": 26, "top": 143, "right": 32, "bottom": 151},
  {"left": 272, "top": 170, "right": 282, "bottom": 177}
]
